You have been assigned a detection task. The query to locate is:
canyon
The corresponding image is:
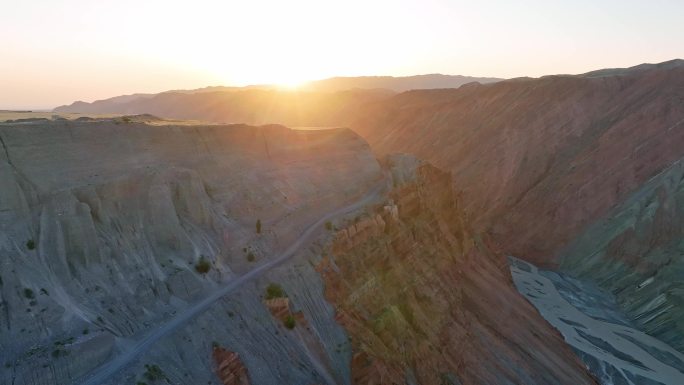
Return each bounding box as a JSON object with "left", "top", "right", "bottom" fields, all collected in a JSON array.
[
  {"left": 0, "top": 116, "right": 598, "bottom": 385},
  {"left": 2, "top": 59, "right": 684, "bottom": 385}
]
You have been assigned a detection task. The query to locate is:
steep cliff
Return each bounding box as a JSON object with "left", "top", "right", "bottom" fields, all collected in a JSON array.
[
  {"left": 351, "top": 60, "right": 684, "bottom": 264},
  {"left": 318, "top": 156, "right": 597, "bottom": 385}
]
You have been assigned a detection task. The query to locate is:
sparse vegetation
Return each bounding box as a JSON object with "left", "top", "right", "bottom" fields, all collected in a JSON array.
[
  {"left": 256, "top": 219, "right": 262, "bottom": 234},
  {"left": 265, "top": 283, "right": 286, "bottom": 299},
  {"left": 143, "top": 364, "right": 166, "bottom": 382},
  {"left": 51, "top": 347, "right": 69, "bottom": 358},
  {"left": 194, "top": 256, "right": 211, "bottom": 274},
  {"left": 26, "top": 239, "right": 35, "bottom": 250},
  {"left": 325, "top": 221, "right": 334, "bottom": 231},
  {"left": 23, "top": 288, "right": 34, "bottom": 299},
  {"left": 246, "top": 252, "right": 255, "bottom": 262},
  {"left": 283, "top": 315, "right": 296, "bottom": 329}
]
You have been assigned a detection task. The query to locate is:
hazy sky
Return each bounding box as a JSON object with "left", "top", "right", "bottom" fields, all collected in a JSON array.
[{"left": 2, "top": 0, "right": 683, "bottom": 109}]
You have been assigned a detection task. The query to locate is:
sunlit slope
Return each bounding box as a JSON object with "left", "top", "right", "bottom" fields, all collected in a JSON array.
[{"left": 352, "top": 59, "right": 684, "bottom": 264}]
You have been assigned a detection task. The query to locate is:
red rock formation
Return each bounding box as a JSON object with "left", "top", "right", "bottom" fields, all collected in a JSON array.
[
  {"left": 319, "top": 163, "right": 598, "bottom": 385},
  {"left": 263, "top": 296, "right": 307, "bottom": 329},
  {"left": 351, "top": 61, "right": 684, "bottom": 265},
  {"left": 332, "top": 214, "right": 387, "bottom": 252},
  {"left": 213, "top": 347, "right": 250, "bottom": 385}
]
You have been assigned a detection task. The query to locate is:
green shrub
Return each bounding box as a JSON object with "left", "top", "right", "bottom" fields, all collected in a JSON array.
[
  {"left": 51, "top": 347, "right": 68, "bottom": 358},
  {"left": 283, "top": 315, "right": 296, "bottom": 329},
  {"left": 246, "top": 252, "right": 255, "bottom": 262},
  {"left": 194, "top": 256, "right": 211, "bottom": 274},
  {"left": 23, "top": 288, "right": 34, "bottom": 299},
  {"left": 265, "top": 283, "right": 285, "bottom": 299},
  {"left": 143, "top": 364, "right": 165, "bottom": 381},
  {"left": 256, "top": 219, "right": 262, "bottom": 234},
  {"left": 26, "top": 239, "right": 35, "bottom": 250},
  {"left": 325, "top": 221, "right": 333, "bottom": 231}
]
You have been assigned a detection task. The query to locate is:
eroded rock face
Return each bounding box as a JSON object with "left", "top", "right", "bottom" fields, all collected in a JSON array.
[
  {"left": 351, "top": 62, "right": 684, "bottom": 265},
  {"left": 561, "top": 158, "right": 684, "bottom": 352},
  {"left": 0, "top": 119, "right": 382, "bottom": 384},
  {"left": 319, "top": 161, "right": 598, "bottom": 385}
]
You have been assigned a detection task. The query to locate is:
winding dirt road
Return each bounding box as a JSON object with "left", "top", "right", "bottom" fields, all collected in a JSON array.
[{"left": 74, "top": 182, "right": 386, "bottom": 385}]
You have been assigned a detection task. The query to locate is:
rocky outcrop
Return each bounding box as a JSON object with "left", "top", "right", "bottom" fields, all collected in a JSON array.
[
  {"left": 318, "top": 159, "right": 598, "bottom": 385},
  {"left": 213, "top": 347, "right": 250, "bottom": 385},
  {"left": 351, "top": 60, "right": 684, "bottom": 265},
  {"left": 332, "top": 214, "right": 387, "bottom": 251}
]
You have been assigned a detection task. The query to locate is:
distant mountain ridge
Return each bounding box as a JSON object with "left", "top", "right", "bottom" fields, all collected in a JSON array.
[
  {"left": 53, "top": 73, "right": 502, "bottom": 114},
  {"left": 55, "top": 88, "right": 394, "bottom": 126},
  {"left": 301, "top": 73, "right": 502, "bottom": 92},
  {"left": 581, "top": 58, "right": 684, "bottom": 78}
]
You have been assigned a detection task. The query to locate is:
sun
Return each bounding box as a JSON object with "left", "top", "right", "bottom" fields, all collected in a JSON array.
[
  {"left": 274, "top": 77, "right": 308, "bottom": 90},
  {"left": 268, "top": 69, "right": 312, "bottom": 90},
  {"left": 204, "top": 59, "right": 315, "bottom": 91}
]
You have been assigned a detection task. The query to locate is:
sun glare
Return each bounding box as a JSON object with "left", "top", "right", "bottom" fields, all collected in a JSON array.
[{"left": 274, "top": 78, "right": 307, "bottom": 90}]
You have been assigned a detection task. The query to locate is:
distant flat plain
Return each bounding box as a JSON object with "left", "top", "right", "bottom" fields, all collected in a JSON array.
[
  {"left": 0, "top": 111, "right": 122, "bottom": 122},
  {"left": 1, "top": 112, "right": 344, "bottom": 130},
  {"left": 0, "top": 111, "right": 219, "bottom": 126}
]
